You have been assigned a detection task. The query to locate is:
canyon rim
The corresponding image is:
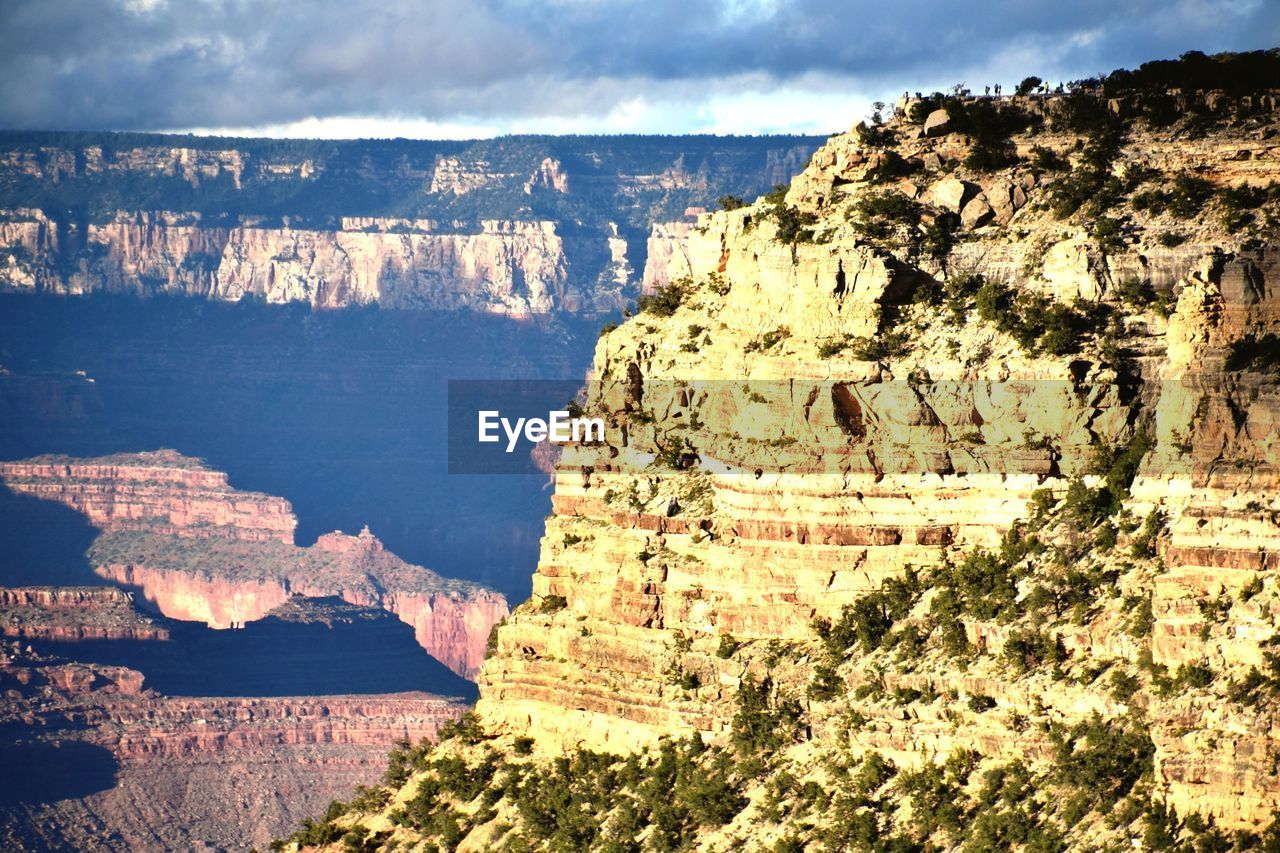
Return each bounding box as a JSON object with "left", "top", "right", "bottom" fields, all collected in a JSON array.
[{"left": 2, "top": 6, "right": 1280, "bottom": 850}]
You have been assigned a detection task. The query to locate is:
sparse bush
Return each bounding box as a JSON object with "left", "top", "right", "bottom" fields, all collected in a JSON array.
[
  {"left": 538, "top": 594, "right": 568, "bottom": 614},
  {"left": 1002, "top": 627, "right": 1067, "bottom": 673},
  {"left": 637, "top": 280, "right": 688, "bottom": 317},
  {"left": 1030, "top": 145, "right": 1068, "bottom": 171},
  {"left": 731, "top": 676, "right": 804, "bottom": 758},
  {"left": 716, "top": 634, "right": 741, "bottom": 659}
]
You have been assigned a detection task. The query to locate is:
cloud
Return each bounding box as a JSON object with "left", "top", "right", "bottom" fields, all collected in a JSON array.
[{"left": 0, "top": 0, "right": 1275, "bottom": 136}]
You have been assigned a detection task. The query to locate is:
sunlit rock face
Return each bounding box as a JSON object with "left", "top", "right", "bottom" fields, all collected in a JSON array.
[
  {"left": 0, "top": 639, "right": 466, "bottom": 851},
  {"left": 478, "top": 89, "right": 1280, "bottom": 829}
]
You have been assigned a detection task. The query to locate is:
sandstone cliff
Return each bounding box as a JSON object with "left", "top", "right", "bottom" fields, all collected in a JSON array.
[
  {"left": 0, "top": 449, "right": 296, "bottom": 542},
  {"left": 304, "top": 59, "right": 1280, "bottom": 852},
  {"left": 0, "top": 210, "right": 587, "bottom": 314},
  {"left": 0, "top": 451, "right": 508, "bottom": 679}
]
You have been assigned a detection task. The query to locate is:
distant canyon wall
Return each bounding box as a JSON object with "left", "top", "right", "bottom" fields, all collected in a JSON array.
[
  {"left": 0, "top": 451, "right": 297, "bottom": 542},
  {"left": 0, "top": 451, "right": 507, "bottom": 679},
  {"left": 0, "top": 209, "right": 605, "bottom": 315},
  {"left": 0, "top": 643, "right": 464, "bottom": 851},
  {"left": 0, "top": 133, "right": 824, "bottom": 313}
]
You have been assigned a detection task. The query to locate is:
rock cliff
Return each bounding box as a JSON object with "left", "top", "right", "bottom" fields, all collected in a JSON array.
[
  {"left": 0, "top": 451, "right": 507, "bottom": 678},
  {"left": 0, "top": 133, "right": 824, "bottom": 313},
  {"left": 0, "top": 586, "right": 169, "bottom": 641},
  {"left": 0, "top": 449, "right": 296, "bottom": 542},
  {"left": 305, "top": 56, "right": 1280, "bottom": 852},
  {"left": 0, "top": 640, "right": 466, "bottom": 851}
]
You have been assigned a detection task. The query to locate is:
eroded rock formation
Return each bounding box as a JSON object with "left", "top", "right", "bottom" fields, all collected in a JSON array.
[
  {"left": 0, "top": 587, "right": 169, "bottom": 641},
  {"left": 0, "top": 640, "right": 464, "bottom": 851},
  {"left": 0, "top": 452, "right": 507, "bottom": 678},
  {"left": 0, "top": 133, "right": 825, "bottom": 314},
  {"left": 468, "top": 83, "right": 1280, "bottom": 835}
]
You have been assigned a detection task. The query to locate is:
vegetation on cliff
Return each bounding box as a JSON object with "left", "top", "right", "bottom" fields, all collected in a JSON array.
[{"left": 282, "top": 50, "right": 1280, "bottom": 851}]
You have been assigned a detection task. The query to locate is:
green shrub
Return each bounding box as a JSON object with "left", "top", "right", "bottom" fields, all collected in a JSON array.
[
  {"left": 1131, "top": 173, "right": 1214, "bottom": 219},
  {"left": 770, "top": 205, "right": 818, "bottom": 244},
  {"left": 968, "top": 694, "right": 997, "bottom": 712},
  {"left": 637, "top": 280, "right": 688, "bottom": 317},
  {"left": 1050, "top": 714, "right": 1154, "bottom": 807},
  {"left": 817, "top": 338, "right": 849, "bottom": 358},
  {"left": 731, "top": 676, "right": 804, "bottom": 758},
  {"left": 716, "top": 634, "right": 741, "bottom": 659},
  {"left": 538, "top": 594, "right": 568, "bottom": 614},
  {"left": 856, "top": 122, "right": 897, "bottom": 149},
  {"left": 1110, "top": 670, "right": 1141, "bottom": 702},
  {"left": 745, "top": 326, "right": 791, "bottom": 353},
  {"left": 808, "top": 661, "right": 844, "bottom": 700},
  {"left": 813, "top": 568, "right": 921, "bottom": 656},
  {"left": 1217, "top": 182, "right": 1271, "bottom": 233},
  {"left": 1044, "top": 127, "right": 1124, "bottom": 218},
  {"left": 1001, "top": 628, "right": 1067, "bottom": 674},
  {"left": 865, "top": 150, "right": 917, "bottom": 182},
  {"left": 1030, "top": 145, "right": 1069, "bottom": 171},
  {"left": 848, "top": 191, "right": 921, "bottom": 241}
]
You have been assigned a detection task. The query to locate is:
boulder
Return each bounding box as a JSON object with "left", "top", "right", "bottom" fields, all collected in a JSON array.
[
  {"left": 931, "top": 177, "right": 970, "bottom": 213},
  {"left": 988, "top": 184, "right": 1016, "bottom": 224},
  {"left": 960, "top": 196, "right": 994, "bottom": 229},
  {"left": 986, "top": 182, "right": 1029, "bottom": 225},
  {"left": 922, "top": 152, "right": 943, "bottom": 171},
  {"left": 923, "top": 108, "right": 953, "bottom": 137}
]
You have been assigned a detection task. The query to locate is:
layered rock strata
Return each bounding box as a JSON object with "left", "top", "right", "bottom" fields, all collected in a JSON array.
[
  {"left": 476, "top": 87, "right": 1280, "bottom": 831},
  {"left": 0, "top": 586, "right": 169, "bottom": 641},
  {"left": 0, "top": 641, "right": 465, "bottom": 851},
  {"left": 0, "top": 133, "right": 825, "bottom": 314},
  {"left": 0, "top": 452, "right": 507, "bottom": 678}
]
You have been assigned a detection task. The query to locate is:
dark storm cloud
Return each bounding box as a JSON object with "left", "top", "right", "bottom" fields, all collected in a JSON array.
[{"left": 0, "top": 0, "right": 1276, "bottom": 132}]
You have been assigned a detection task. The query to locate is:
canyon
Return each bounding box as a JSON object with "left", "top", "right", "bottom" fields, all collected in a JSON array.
[
  {"left": 0, "top": 451, "right": 503, "bottom": 849},
  {"left": 0, "top": 639, "right": 466, "bottom": 852},
  {"left": 0, "top": 119, "right": 837, "bottom": 853},
  {"left": 0, "top": 450, "right": 508, "bottom": 679},
  {"left": 306, "top": 63, "right": 1280, "bottom": 852},
  {"left": 0, "top": 133, "right": 822, "bottom": 314}
]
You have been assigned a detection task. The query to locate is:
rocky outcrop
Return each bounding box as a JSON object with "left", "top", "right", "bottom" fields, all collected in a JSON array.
[
  {"left": 0, "top": 641, "right": 465, "bottom": 852},
  {"left": 474, "top": 85, "right": 1280, "bottom": 832},
  {"left": 0, "top": 586, "right": 169, "bottom": 641},
  {"left": 0, "top": 449, "right": 296, "bottom": 542},
  {"left": 93, "top": 555, "right": 507, "bottom": 679},
  {"left": 3, "top": 452, "right": 508, "bottom": 679},
  {"left": 640, "top": 220, "right": 696, "bottom": 294}
]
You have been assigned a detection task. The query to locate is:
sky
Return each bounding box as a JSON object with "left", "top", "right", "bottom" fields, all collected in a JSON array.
[{"left": 0, "top": 0, "right": 1276, "bottom": 139}]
